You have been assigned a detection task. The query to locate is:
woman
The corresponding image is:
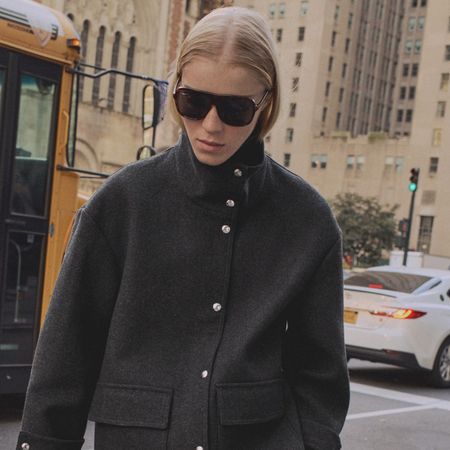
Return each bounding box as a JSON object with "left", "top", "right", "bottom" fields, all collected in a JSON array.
[{"left": 17, "top": 6, "right": 349, "bottom": 450}]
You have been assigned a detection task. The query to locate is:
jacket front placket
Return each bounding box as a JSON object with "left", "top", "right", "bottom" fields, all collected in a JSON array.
[{"left": 174, "top": 136, "right": 265, "bottom": 449}]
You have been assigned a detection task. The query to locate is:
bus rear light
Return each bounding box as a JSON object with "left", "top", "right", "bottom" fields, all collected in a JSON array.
[{"left": 369, "top": 308, "right": 427, "bottom": 319}]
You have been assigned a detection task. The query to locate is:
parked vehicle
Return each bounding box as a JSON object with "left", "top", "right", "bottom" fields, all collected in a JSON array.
[{"left": 344, "top": 266, "right": 450, "bottom": 387}]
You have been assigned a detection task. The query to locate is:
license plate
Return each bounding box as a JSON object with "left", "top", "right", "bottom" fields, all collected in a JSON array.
[{"left": 344, "top": 309, "right": 358, "bottom": 324}]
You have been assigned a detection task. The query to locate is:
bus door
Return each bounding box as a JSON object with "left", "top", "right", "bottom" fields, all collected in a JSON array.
[{"left": 0, "top": 48, "right": 61, "bottom": 394}]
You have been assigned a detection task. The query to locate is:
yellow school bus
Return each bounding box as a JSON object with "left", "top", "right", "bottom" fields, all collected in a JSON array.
[{"left": 0, "top": 0, "right": 167, "bottom": 394}]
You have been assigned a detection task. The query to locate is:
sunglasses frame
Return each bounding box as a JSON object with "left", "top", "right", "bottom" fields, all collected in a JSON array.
[{"left": 173, "top": 79, "right": 270, "bottom": 127}]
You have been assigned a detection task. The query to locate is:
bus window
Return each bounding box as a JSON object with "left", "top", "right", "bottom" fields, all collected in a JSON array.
[
  {"left": 0, "top": 232, "right": 45, "bottom": 365},
  {"left": 0, "top": 69, "right": 4, "bottom": 126},
  {"left": 12, "top": 74, "right": 56, "bottom": 217}
]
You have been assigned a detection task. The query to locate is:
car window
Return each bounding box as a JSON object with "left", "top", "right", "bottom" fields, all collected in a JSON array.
[{"left": 344, "top": 271, "right": 432, "bottom": 293}]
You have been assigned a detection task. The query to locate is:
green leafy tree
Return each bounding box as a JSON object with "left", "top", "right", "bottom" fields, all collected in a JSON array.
[{"left": 330, "top": 193, "right": 398, "bottom": 267}]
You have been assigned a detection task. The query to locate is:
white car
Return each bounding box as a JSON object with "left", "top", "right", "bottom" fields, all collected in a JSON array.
[{"left": 344, "top": 266, "right": 450, "bottom": 387}]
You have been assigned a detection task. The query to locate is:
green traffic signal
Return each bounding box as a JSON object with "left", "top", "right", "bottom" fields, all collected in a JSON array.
[{"left": 409, "top": 182, "right": 417, "bottom": 192}]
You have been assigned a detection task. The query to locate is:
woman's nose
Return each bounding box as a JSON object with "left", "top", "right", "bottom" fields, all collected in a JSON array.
[{"left": 201, "top": 105, "right": 224, "bottom": 133}]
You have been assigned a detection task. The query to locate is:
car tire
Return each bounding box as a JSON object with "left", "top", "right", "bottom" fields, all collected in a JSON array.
[{"left": 430, "top": 337, "right": 450, "bottom": 388}]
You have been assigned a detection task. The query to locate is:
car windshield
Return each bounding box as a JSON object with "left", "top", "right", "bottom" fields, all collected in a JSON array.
[{"left": 344, "top": 271, "right": 433, "bottom": 293}]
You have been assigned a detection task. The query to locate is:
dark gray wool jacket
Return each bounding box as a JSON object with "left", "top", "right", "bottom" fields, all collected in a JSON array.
[{"left": 17, "top": 133, "right": 349, "bottom": 450}]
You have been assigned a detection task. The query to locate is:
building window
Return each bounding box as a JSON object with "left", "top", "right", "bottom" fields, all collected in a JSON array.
[
  {"left": 384, "top": 156, "right": 394, "bottom": 172},
  {"left": 420, "top": 0, "right": 427, "bottom": 6},
  {"left": 79, "top": 20, "right": 90, "bottom": 99},
  {"left": 429, "top": 157, "right": 439, "bottom": 174},
  {"left": 405, "top": 40, "right": 413, "bottom": 54},
  {"left": 405, "top": 109, "right": 413, "bottom": 122},
  {"left": 107, "top": 31, "right": 121, "bottom": 110},
  {"left": 286, "top": 128, "right": 294, "bottom": 143},
  {"left": 397, "top": 109, "right": 404, "bottom": 122},
  {"left": 399, "top": 86, "right": 406, "bottom": 100},
  {"left": 311, "top": 154, "right": 319, "bottom": 168},
  {"left": 432, "top": 128, "right": 442, "bottom": 146},
  {"left": 334, "top": 5, "right": 340, "bottom": 21},
  {"left": 92, "top": 26, "right": 106, "bottom": 105},
  {"left": 417, "top": 216, "right": 434, "bottom": 254},
  {"left": 319, "top": 154, "right": 328, "bottom": 169},
  {"left": 342, "top": 63, "right": 347, "bottom": 78},
  {"left": 276, "top": 28, "right": 283, "bottom": 42},
  {"left": 283, "top": 153, "right": 291, "bottom": 167},
  {"left": 402, "top": 64, "right": 409, "bottom": 77},
  {"left": 345, "top": 38, "right": 350, "bottom": 53},
  {"left": 289, "top": 103, "right": 297, "bottom": 117},
  {"left": 328, "top": 56, "right": 334, "bottom": 71},
  {"left": 339, "top": 88, "right": 344, "bottom": 103},
  {"left": 411, "top": 63, "right": 419, "bottom": 77},
  {"left": 395, "top": 157, "right": 404, "bottom": 172},
  {"left": 408, "top": 17, "right": 416, "bottom": 31},
  {"left": 409, "top": 86, "right": 416, "bottom": 99},
  {"left": 336, "top": 112, "right": 341, "bottom": 128},
  {"left": 298, "top": 27, "right": 305, "bottom": 41},
  {"left": 356, "top": 155, "right": 365, "bottom": 171},
  {"left": 322, "top": 107, "right": 328, "bottom": 122},
  {"left": 448, "top": 16, "right": 450, "bottom": 32},
  {"left": 412, "top": 0, "right": 418, "bottom": 6},
  {"left": 346, "top": 155, "right": 355, "bottom": 170},
  {"left": 445, "top": 45, "right": 450, "bottom": 61},
  {"left": 348, "top": 12, "right": 353, "bottom": 29},
  {"left": 279, "top": 2, "right": 286, "bottom": 18},
  {"left": 292, "top": 77, "right": 299, "bottom": 92},
  {"left": 295, "top": 52, "right": 303, "bottom": 67},
  {"left": 418, "top": 16, "right": 425, "bottom": 30},
  {"left": 122, "top": 37, "right": 136, "bottom": 113},
  {"left": 325, "top": 81, "right": 331, "bottom": 97},
  {"left": 437, "top": 101, "right": 446, "bottom": 117},
  {"left": 331, "top": 31, "right": 337, "bottom": 47},
  {"left": 269, "top": 3, "right": 276, "bottom": 19},
  {"left": 300, "top": 1, "right": 309, "bottom": 16},
  {"left": 440, "top": 73, "right": 450, "bottom": 90},
  {"left": 414, "top": 40, "right": 422, "bottom": 54}
]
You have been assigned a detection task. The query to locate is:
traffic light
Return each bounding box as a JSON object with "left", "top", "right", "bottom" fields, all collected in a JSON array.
[{"left": 409, "top": 168, "right": 420, "bottom": 192}]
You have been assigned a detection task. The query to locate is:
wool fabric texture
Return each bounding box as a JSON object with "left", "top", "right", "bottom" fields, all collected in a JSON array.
[{"left": 17, "top": 133, "right": 349, "bottom": 450}]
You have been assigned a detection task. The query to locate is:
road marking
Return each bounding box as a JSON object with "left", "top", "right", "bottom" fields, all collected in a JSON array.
[
  {"left": 347, "top": 403, "right": 442, "bottom": 420},
  {"left": 349, "top": 382, "right": 450, "bottom": 419}
]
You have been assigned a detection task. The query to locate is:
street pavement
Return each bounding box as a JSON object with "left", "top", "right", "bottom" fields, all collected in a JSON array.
[{"left": 2, "top": 359, "right": 450, "bottom": 449}]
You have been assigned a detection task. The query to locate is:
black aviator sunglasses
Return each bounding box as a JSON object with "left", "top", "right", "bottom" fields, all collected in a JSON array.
[{"left": 173, "top": 80, "right": 270, "bottom": 127}]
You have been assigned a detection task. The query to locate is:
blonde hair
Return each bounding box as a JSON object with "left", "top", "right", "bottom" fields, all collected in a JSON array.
[{"left": 168, "top": 6, "right": 280, "bottom": 140}]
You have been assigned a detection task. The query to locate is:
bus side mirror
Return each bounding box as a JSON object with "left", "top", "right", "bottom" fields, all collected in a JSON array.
[
  {"left": 142, "top": 82, "right": 167, "bottom": 130},
  {"left": 136, "top": 145, "right": 156, "bottom": 160}
]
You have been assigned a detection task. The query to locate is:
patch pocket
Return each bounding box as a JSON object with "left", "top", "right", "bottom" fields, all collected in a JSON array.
[
  {"left": 88, "top": 382, "right": 173, "bottom": 450},
  {"left": 216, "top": 378, "right": 285, "bottom": 425}
]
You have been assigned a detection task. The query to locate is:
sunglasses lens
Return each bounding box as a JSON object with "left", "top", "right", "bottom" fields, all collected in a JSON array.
[
  {"left": 175, "top": 89, "right": 212, "bottom": 120},
  {"left": 218, "top": 97, "right": 255, "bottom": 126},
  {"left": 174, "top": 88, "right": 257, "bottom": 126}
]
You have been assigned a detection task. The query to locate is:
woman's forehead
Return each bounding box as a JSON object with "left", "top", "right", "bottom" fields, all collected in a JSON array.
[{"left": 181, "top": 56, "right": 265, "bottom": 97}]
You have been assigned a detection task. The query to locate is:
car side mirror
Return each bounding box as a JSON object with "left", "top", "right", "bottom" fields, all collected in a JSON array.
[
  {"left": 142, "top": 82, "right": 167, "bottom": 130},
  {"left": 447, "top": 289, "right": 450, "bottom": 298}
]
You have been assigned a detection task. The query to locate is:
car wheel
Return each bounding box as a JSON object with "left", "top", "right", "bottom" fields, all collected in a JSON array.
[{"left": 431, "top": 337, "right": 450, "bottom": 388}]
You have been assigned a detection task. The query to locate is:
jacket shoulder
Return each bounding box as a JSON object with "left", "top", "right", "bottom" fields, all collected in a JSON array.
[{"left": 266, "top": 157, "right": 341, "bottom": 238}]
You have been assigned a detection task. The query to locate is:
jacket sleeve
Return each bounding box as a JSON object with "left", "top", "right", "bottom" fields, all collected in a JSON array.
[
  {"left": 282, "top": 236, "right": 350, "bottom": 450},
  {"left": 16, "top": 208, "right": 121, "bottom": 450}
]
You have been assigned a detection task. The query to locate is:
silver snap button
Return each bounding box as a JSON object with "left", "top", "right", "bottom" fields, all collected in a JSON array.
[
  {"left": 213, "top": 303, "right": 222, "bottom": 312},
  {"left": 222, "top": 225, "right": 231, "bottom": 234},
  {"left": 21, "top": 444, "right": 30, "bottom": 450},
  {"left": 234, "top": 168, "right": 243, "bottom": 177},
  {"left": 226, "top": 199, "right": 235, "bottom": 207},
  {"left": 201, "top": 370, "right": 208, "bottom": 378}
]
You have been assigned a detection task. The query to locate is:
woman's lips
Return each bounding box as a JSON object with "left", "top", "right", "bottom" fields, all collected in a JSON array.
[{"left": 197, "top": 138, "right": 225, "bottom": 151}]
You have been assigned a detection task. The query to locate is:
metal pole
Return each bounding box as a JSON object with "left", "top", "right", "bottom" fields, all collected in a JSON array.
[{"left": 403, "top": 188, "right": 417, "bottom": 266}]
